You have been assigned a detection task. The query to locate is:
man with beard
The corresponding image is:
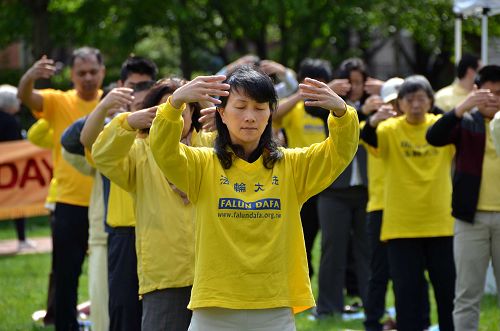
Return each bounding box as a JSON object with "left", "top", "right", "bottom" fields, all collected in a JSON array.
[{"left": 18, "top": 47, "right": 105, "bottom": 331}]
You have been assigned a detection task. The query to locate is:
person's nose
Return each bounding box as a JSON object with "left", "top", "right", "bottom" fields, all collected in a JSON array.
[
  {"left": 243, "top": 109, "right": 256, "bottom": 122},
  {"left": 84, "top": 72, "right": 94, "bottom": 81}
]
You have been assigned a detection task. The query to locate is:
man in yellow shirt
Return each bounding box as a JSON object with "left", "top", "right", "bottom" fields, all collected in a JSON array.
[
  {"left": 435, "top": 54, "right": 481, "bottom": 112},
  {"left": 17, "top": 47, "right": 105, "bottom": 331}
]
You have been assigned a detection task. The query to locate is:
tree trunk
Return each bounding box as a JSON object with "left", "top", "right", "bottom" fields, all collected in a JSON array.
[{"left": 24, "top": 0, "right": 51, "bottom": 59}]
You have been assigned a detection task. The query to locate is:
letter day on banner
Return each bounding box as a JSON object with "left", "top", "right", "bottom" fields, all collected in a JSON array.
[{"left": 0, "top": 140, "right": 52, "bottom": 220}]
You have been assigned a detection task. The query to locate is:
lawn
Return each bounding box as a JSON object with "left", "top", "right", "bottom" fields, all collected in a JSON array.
[{"left": 0, "top": 217, "right": 498, "bottom": 330}]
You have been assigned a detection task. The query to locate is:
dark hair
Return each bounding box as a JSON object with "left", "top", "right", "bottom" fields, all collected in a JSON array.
[
  {"left": 120, "top": 56, "right": 158, "bottom": 83},
  {"left": 338, "top": 57, "right": 368, "bottom": 81},
  {"left": 337, "top": 57, "right": 369, "bottom": 106},
  {"left": 398, "top": 75, "right": 434, "bottom": 105},
  {"left": 297, "top": 58, "right": 333, "bottom": 83},
  {"left": 70, "top": 47, "right": 103, "bottom": 67},
  {"left": 457, "top": 54, "right": 480, "bottom": 79},
  {"left": 140, "top": 77, "right": 201, "bottom": 134},
  {"left": 215, "top": 65, "right": 283, "bottom": 169},
  {"left": 477, "top": 65, "right": 500, "bottom": 87}
]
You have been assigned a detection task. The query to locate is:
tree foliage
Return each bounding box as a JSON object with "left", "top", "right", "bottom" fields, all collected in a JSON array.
[{"left": 0, "top": 0, "right": 498, "bottom": 83}]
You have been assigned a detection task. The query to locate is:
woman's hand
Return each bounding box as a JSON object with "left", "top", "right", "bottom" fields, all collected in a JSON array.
[
  {"left": 126, "top": 106, "right": 158, "bottom": 130},
  {"left": 170, "top": 75, "right": 230, "bottom": 109},
  {"left": 369, "top": 104, "right": 397, "bottom": 127},
  {"left": 198, "top": 106, "right": 217, "bottom": 131},
  {"left": 300, "top": 78, "right": 347, "bottom": 117}
]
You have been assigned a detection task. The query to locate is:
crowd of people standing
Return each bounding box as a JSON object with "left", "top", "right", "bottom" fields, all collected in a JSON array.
[{"left": 1, "top": 46, "right": 499, "bottom": 331}]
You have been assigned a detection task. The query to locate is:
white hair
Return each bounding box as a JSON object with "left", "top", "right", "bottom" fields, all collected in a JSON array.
[{"left": 0, "top": 84, "right": 20, "bottom": 112}]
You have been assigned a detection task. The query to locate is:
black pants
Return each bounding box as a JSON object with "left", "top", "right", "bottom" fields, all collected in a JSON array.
[
  {"left": 108, "top": 227, "right": 142, "bottom": 331},
  {"left": 13, "top": 217, "right": 26, "bottom": 241},
  {"left": 54, "top": 203, "right": 89, "bottom": 331},
  {"left": 364, "top": 211, "right": 389, "bottom": 330},
  {"left": 388, "top": 237, "right": 455, "bottom": 331},
  {"left": 300, "top": 194, "right": 320, "bottom": 278},
  {"left": 363, "top": 211, "right": 431, "bottom": 330},
  {"left": 316, "top": 186, "right": 369, "bottom": 314},
  {"left": 45, "top": 212, "right": 56, "bottom": 325}
]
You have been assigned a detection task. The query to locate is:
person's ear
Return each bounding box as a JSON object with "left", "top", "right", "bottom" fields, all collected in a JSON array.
[{"left": 217, "top": 107, "right": 226, "bottom": 124}]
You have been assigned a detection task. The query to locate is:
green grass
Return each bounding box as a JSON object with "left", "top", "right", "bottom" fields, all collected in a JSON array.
[
  {"left": 0, "top": 253, "right": 88, "bottom": 331},
  {"left": 0, "top": 220, "right": 498, "bottom": 330},
  {"left": 0, "top": 216, "right": 52, "bottom": 241}
]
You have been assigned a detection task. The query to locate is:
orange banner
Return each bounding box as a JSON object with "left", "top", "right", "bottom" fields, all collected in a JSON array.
[{"left": 0, "top": 140, "right": 52, "bottom": 220}]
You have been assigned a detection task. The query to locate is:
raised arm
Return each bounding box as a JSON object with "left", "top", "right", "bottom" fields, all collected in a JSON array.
[
  {"left": 259, "top": 60, "right": 298, "bottom": 99},
  {"left": 80, "top": 87, "right": 133, "bottom": 148},
  {"left": 290, "top": 78, "right": 359, "bottom": 201},
  {"left": 426, "top": 90, "right": 493, "bottom": 146},
  {"left": 17, "top": 56, "right": 56, "bottom": 112},
  {"left": 150, "top": 75, "right": 229, "bottom": 199},
  {"left": 360, "top": 104, "right": 397, "bottom": 147},
  {"left": 91, "top": 107, "right": 156, "bottom": 192}
]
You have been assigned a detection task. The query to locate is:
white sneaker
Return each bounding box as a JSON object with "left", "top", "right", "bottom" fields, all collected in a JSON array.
[{"left": 18, "top": 239, "right": 37, "bottom": 251}]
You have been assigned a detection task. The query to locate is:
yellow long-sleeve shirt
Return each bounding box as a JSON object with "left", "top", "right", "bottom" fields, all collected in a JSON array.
[
  {"left": 149, "top": 100, "right": 359, "bottom": 313},
  {"left": 375, "top": 114, "right": 455, "bottom": 241},
  {"left": 92, "top": 113, "right": 196, "bottom": 294}
]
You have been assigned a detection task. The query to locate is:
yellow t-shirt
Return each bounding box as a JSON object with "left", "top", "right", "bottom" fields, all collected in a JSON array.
[
  {"left": 92, "top": 114, "right": 196, "bottom": 294},
  {"left": 477, "top": 119, "right": 500, "bottom": 211},
  {"left": 37, "top": 89, "right": 102, "bottom": 206},
  {"left": 279, "top": 102, "right": 326, "bottom": 148},
  {"left": 376, "top": 114, "right": 455, "bottom": 241},
  {"left": 150, "top": 101, "right": 359, "bottom": 313},
  {"left": 434, "top": 81, "right": 470, "bottom": 112}
]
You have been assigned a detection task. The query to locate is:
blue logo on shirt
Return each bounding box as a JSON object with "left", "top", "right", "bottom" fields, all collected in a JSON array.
[{"left": 218, "top": 198, "right": 281, "bottom": 210}]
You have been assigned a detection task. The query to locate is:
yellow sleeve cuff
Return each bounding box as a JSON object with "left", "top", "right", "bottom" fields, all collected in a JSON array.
[
  {"left": 328, "top": 105, "right": 357, "bottom": 126},
  {"left": 157, "top": 96, "right": 186, "bottom": 121},
  {"left": 120, "top": 113, "right": 136, "bottom": 131}
]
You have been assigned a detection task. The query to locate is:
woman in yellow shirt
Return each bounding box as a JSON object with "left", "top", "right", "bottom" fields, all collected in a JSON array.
[
  {"left": 92, "top": 79, "right": 212, "bottom": 331},
  {"left": 361, "top": 75, "right": 455, "bottom": 331},
  {"left": 149, "top": 66, "right": 359, "bottom": 331}
]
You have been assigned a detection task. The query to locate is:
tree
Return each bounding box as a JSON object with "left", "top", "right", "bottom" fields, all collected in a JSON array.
[{"left": 1, "top": 0, "right": 498, "bottom": 84}]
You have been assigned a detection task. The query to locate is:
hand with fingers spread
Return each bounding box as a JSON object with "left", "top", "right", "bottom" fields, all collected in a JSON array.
[
  {"left": 127, "top": 106, "right": 158, "bottom": 130},
  {"left": 198, "top": 106, "right": 217, "bottom": 131},
  {"left": 328, "top": 79, "right": 351, "bottom": 96},
  {"left": 299, "top": 78, "right": 347, "bottom": 117},
  {"left": 369, "top": 104, "right": 397, "bottom": 127},
  {"left": 26, "top": 55, "right": 57, "bottom": 81},
  {"left": 170, "top": 75, "right": 230, "bottom": 109},
  {"left": 98, "top": 87, "right": 134, "bottom": 117}
]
